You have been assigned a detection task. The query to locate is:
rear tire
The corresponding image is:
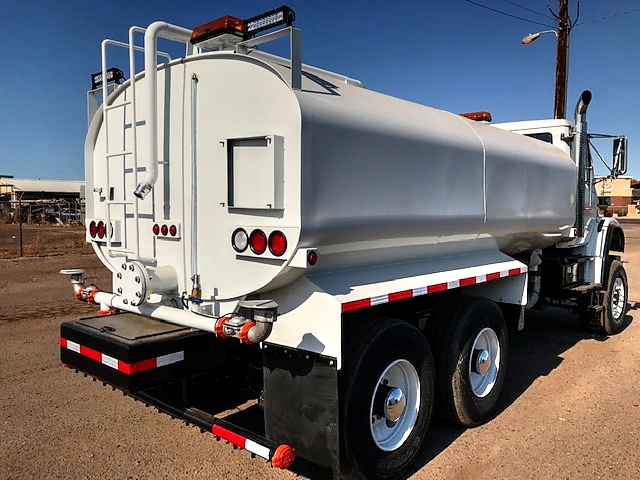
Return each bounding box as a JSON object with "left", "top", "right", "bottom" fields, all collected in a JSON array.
[
  {"left": 424, "top": 296, "right": 508, "bottom": 427},
  {"left": 340, "top": 317, "right": 434, "bottom": 480}
]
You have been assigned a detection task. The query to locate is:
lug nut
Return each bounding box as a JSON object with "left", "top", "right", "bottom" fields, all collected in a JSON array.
[
  {"left": 135, "top": 276, "right": 140, "bottom": 283},
  {"left": 117, "top": 273, "right": 122, "bottom": 279},
  {"left": 117, "top": 287, "right": 123, "bottom": 294}
]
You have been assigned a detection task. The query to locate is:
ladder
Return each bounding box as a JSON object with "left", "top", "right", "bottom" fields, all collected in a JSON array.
[{"left": 97, "top": 27, "right": 189, "bottom": 261}]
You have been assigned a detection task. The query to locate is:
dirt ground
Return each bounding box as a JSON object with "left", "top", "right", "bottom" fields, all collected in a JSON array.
[{"left": 1, "top": 223, "right": 639, "bottom": 479}]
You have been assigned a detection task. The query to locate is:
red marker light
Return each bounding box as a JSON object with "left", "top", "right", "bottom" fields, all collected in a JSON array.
[
  {"left": 153, "top": 224, "right": 160, "bottom": 235},
  {"left": 250, "top": 230, "right": 267, "bottom": 255},
  {"left": 268, "top": 231, "right": 287, "bottom": 256},
  {"left": 307, "top": 250, "right": 318, "bottom": 266},
  {"left": 97, "top": 221, "right": 106, "bottom": 239},
  {"left": 161, "top": 224, "right": 168, "bottom": 236},
  {"left": 169, "top": 225, "right": 177, "bottom": 237},
  {"left": 89, "top": 221, "right": 98, "bottom": 238}
]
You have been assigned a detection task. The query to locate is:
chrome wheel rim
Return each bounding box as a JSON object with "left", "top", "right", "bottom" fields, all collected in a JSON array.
[
  {"left": 611, "top": 277, "right": 626, "bottom": 320},
  {"left": 369, "top": 359, "right": 420, "bottom": 451},
  {"left": 469, "top": 327, "right": 500, "bottom": 398}
]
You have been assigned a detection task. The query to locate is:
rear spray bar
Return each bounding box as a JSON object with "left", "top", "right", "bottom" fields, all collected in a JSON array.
[{"left": 133, "top": 389, "right": 296, "bottom": 469}]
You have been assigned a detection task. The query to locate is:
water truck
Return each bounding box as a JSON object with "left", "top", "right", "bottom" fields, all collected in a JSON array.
[{"left": 60, "top": 6, "right": 629, "bottom": 479}]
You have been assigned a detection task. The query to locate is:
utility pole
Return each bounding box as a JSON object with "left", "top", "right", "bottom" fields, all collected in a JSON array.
[{"left": 554, "top": 0, "right": 570, "bottom": 119}]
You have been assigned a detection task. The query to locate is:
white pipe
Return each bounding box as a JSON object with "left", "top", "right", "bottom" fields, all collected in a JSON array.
[
  {"left": 94, "top": 291, "right": 219, "bottom": 332},
  {"left": 190, "top": 74, "right": 199, "bottom": 286},
  {"left": 134, "top": 22, "right": 192, "bottom": 199}
]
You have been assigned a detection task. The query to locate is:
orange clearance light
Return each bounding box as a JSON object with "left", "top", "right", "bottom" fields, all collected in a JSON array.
[
  {"left": 190, "top": 15, "right": 245, "bottom": 46},
  {"left": 459, "top": 111, "right": 493, "bottom": 122}
]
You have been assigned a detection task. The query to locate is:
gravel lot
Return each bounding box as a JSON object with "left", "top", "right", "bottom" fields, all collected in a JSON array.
[{"left": 1, "top": 222, "right": 638, "bottom": 479}]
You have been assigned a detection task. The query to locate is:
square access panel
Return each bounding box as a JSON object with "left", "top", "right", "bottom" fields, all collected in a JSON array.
[{"left": 227, "top": 135, "right": 284, "bottom": 210}]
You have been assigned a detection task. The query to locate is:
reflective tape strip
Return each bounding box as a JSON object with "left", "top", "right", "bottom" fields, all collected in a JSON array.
[
  {"left": 101, "top": 354, "right": 118, "bottom": 370},
  {"left": 341, "top": 265, "right": 527, "bottom": 313},
  {"left": 212, "top": 425, "right": 275, "bottom": 462},
  {"left": 60, "top": 337, "right": 183, "bottom": 375},
  {"left": 212, "top": 424, "right": 246, "bottom": 449},
  {"left": 157, "top": 351, "right": 184, "bottom": 367},
  {"left": 245, "top": 439, "right": 271, "bottom": 460},
  {"left": 370, "top": 294, "right": 389, "bottom": 306}
]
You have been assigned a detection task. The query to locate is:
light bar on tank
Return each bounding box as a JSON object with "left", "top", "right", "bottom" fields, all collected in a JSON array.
[
  {"left": 190, "top": 6, "right": 296, "bottom": 50},
  {"left": 244, "top": 5, "right": 295, "bottom": 37},
  {"left": 190, "top": 15, "right": 245, "bottom": 49},
  {"left": 91, "top": 67, "right": 125, "bottom": 90},
  {"left": 459, "top": 111, "right": 493, "bottom": 122}
]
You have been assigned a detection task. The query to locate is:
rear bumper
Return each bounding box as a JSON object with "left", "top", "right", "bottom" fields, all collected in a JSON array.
[
  {"left": 60, "top": 313, "right": 296, "bottom": 469},
  {"left": 60, "top": 313, "right": 216, "bottom": 391}
]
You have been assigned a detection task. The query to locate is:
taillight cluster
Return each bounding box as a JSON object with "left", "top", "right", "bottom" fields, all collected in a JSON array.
[
  {"left": 232, "top": 228, "right": 287, "bottom": 257},
  {"left": 153, "top": 223, "right": 178, "bottom": 237},
  {"left": 89, "top": 220, "right": 111, "bottom": 239}
]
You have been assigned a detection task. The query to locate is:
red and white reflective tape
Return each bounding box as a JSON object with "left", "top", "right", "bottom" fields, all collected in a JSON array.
[
  {"left": 211, "top": 424, "right": 296, "bottom": 469},
  {"left": 60, "top": 337, "right": 184, "bottom": 374},
  {"left": 212, "top": 424, "right": 271, "bottom": 460},
  {"left": 341, "top": 266, "right": 527, "bottom": 313}
]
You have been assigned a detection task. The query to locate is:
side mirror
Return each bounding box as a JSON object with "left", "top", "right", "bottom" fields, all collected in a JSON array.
[{"left": 612, "top": 136, "right": 627, "bottom": 177}]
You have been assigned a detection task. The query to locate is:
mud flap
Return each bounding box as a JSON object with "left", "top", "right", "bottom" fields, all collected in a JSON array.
[{"left": 262, "top": 344, "right": 340, "bottom": 478}]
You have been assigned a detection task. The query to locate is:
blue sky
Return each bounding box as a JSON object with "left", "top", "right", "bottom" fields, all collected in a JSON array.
[{"left": 0, "top": 0, "right": 638, "bottom": 180}]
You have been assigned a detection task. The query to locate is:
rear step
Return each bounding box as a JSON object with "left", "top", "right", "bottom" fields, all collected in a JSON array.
[{"left": 60, "top": 313, "right": 295, "bottom": 469}]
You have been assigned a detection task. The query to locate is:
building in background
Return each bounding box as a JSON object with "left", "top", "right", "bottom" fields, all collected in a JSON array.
[
  {"left": 0, "top": 178, "right": 85, "bottom": 204},
  {"left": 595, "top": 176, "right": 640, "bottom": 208},
  {"left": 0, "top": 178, "right": 85, "bottom": 223}
]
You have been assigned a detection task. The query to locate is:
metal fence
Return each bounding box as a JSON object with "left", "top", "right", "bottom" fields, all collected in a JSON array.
[{"left": 0, "top": 200, "right": 90, "bottom": 258}]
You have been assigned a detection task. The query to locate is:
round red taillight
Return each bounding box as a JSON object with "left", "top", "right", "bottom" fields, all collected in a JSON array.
[
  {"left": 97, "top": 221, "right": 106, "bottom": 239},
  {"left": 268, "top": 231, "right": 287, "bottom": 256},
  {"left": 232, "top": 228, "right": 248, "bottom": 253},
  {"left": 308, "top": 250, "right": 318, "bottom": 266},
  {"left": 89, "top": 221, "right": 97, "bottom": 238},
  {"left": 249, "top": 229, "right": 267, "bottom": 255},
  {"left": 161, "top": 224, "right": 168, "bottom": 236},
  {"left": 169, "top": 225, "right": 177, "bottom": 237},
  {"left": 153, "top": 224, "right": 160, "bottom": 235}
]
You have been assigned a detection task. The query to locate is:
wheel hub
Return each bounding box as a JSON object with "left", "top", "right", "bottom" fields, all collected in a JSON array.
[
  {"left": 611, "top": 277, "right": 625, "bottom": 319},
  {"left": 473, "top": 348, "right": 491, "bottom": 376},
  {"left": 383, "top": 387, "right": 406, "bottom": 423}
]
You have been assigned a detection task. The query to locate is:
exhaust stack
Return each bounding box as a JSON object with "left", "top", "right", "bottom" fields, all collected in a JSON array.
[{"left": 574, "top": 90, "right": 592, "bottom": 238}]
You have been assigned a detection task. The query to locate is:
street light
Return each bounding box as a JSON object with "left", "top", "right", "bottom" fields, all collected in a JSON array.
[
  {"left": 521, "top": 30, "right": 558, "bottom": 44},
  {"left": 521, "top": 0, "right": 572, "bottom": 119}
]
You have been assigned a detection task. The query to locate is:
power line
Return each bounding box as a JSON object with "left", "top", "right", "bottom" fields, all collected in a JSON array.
[
  {"left": 578, "top": 8, "right": 640, "bottom": 25},
  {"left": 463, "top": 0, "right": 556, "bottom": 28},
  {"left": 500, "top": 0, "right": 554, "bottom": 20}
]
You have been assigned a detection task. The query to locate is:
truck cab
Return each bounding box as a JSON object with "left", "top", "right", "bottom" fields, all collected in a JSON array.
[{"left": 493, "top": 118, "right": 573, "bottom": 157}]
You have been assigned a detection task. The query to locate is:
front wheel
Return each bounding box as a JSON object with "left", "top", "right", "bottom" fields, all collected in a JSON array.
[
  {"left": 602, "top": 260, "right": 629, "bottom": 335},
  {"left": 340, "top": 317, "right": 434, "bottom": 479}
]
